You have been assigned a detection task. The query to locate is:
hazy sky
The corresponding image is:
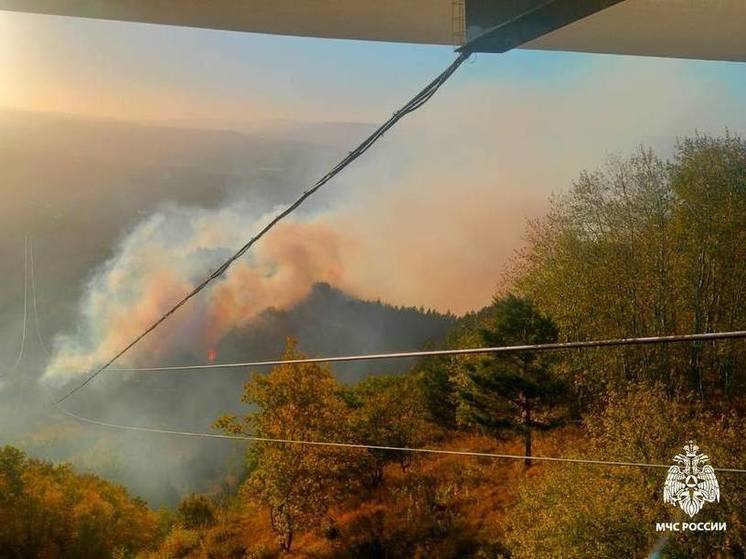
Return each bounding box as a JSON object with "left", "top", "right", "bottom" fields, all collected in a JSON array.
[
  {"left": 2, "top": 8, "right": 746, "bottom": 332},
  {"left": 2, "top": 9, "right": 745, "bottom": 125}
]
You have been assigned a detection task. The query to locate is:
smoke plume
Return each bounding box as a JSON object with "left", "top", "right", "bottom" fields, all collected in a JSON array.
[
  {"left": 43, "top": 173, "right": 540, "bottom": 383},
  {"left": 41, "top": 55, "right": 745, "bottom": 384},
  {"left": 42, "top": 205, "right": 350, "bottom": 382}
]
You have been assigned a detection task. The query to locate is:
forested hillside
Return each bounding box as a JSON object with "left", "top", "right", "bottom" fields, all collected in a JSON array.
[
  {"left": 0, "top": 446, "right": 158, "bottom": 558},
  {"left": 11, "top": 285, "right": 455, "bottom": 508},
  {"left": 1, "top": 134, "right": 744, "bottom": 558},
  {"left": 513, "top": 134, "right": 746, "bottom": 403}
]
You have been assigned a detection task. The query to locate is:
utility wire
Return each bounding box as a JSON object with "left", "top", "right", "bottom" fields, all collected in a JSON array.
[
  {"left": 29, "top": 237, "right": 50, "bottom": 359},
  {"left": 56, "top": 329, "right": 746, "bottom": 472},
  {"left": 103, "top": 330, "right": 746, "bottom": 373},
  {"left": 58, "top": 329, "right": 746, "bottom": 473},
  {"left": 13, "top": 235, "right": 29, "bottom": 371},
  {"left": 57, "top": 406, "right": 746, "bottom": 474},
  {"left": 3, "top": 235, "right": 30, "bottom": 379},
  {"left": 14, "top": 237, "right": 34, "bottom": 411},
  {"left": 52, "top": 51, "right": 471, "bottom": 406}
]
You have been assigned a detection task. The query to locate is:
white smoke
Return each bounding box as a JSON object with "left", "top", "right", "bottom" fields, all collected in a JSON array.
[{"left": 42, "top": 203, "right": 347, "bottom": 383}]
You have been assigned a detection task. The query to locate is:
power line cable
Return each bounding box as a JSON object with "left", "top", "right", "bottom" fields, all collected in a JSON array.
[
  {"left": 58, "top": 329, "right": 746, "bottom": 471},
  {"left": 102, "top": 330, "right": 746, "bottom": 373},
  {"left": 57, "top": 406, "right": 746, "bottom": 474},
  {"left": 13, "top": 235, "right": 30, "bottom": 371},
  {"left": 2, "top": 235, "right": 30, "bottom": 379},
  {"left": 58, "top": 329, "right": 746, "bottom": 472},
  {"left": 52, "top": 51, "right": 471, "bottom": 406},
  {"left": 29, "top": 237, "right": 50, "bottom": 359}
]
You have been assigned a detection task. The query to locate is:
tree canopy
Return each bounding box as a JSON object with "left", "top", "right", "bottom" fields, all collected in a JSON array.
[
  {"left": 512, "top": 134, "right": 746, "bottom": 403},
  {"left": 0, "top": 445, "right": 158, "bottom": 558}
]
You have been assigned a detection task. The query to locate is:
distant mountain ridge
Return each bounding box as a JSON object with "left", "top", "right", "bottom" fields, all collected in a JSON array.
[
  {"left": 83, "top": 281, "right": 458, "bottom": 435},
  {"left": 219, "top": 282, "right": 457, "bottom": 377}
]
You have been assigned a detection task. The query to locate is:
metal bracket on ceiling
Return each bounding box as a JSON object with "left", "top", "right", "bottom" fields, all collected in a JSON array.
[{"left": 458, "top": 0, "right": 626, "bottom": 54}]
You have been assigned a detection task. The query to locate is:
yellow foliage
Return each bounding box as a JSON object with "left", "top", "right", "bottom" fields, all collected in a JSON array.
[{"left": 0, "top": 445, "right": 158, "bottom": 558}]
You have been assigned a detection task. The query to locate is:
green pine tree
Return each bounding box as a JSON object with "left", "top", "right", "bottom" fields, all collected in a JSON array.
[{"left": 457, "top": 294, "right": 564, "bottom": 466}]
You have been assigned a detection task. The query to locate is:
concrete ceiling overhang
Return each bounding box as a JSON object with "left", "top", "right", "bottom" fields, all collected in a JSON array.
[
  {"left": 522, "top": 0, "right": 746, "bottom": 62},
  {"left": 1, "top": 0, "right": 745, "bottom": 62}
]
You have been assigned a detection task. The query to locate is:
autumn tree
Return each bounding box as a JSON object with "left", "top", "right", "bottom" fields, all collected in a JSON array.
[
  {"left": 506, "top": 383, "right": 746, "bottom": 558},
  {"left": 513, "top": 135, "right": 746, "bottom": 404},
  {"left": 215, "top": 338, "right": 363, "bottom": 552},
  {"left": 177, "top": 494, "right": 217, "bottom": 530},
  {"left": 455, "top": 295, "right": 563, "bottom": 466},
  {"left": 418, "top": 309, "right": 491, "bottom": 429},
  {"left": 0, "top": 445, "right": 158, "bottom": 558},
  {"left": 346, "top": 375, "right": 431, "bottom": 486},
  {"left": 669, "top": 134, "right": 746, "bottom": 398}
]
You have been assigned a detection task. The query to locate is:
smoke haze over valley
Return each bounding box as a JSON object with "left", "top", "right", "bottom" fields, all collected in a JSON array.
[
  {"left": 0, "top": 110, "right": 474, "bottom": 503},
  {"left": 1, "top": 50, "right": 745, "bottom": 504}
]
